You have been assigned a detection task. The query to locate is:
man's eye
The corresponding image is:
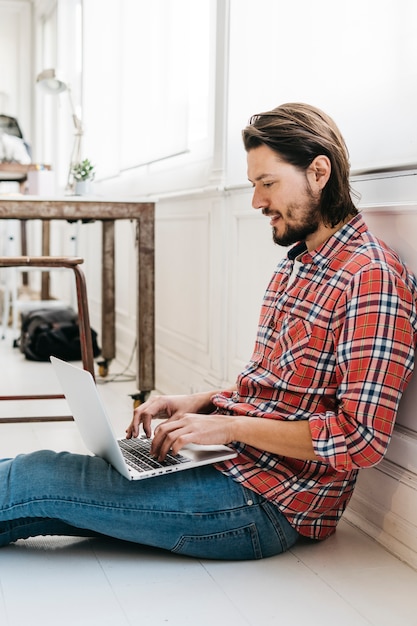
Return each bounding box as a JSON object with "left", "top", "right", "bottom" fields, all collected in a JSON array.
[{"left": 263, "top": 182, "right": 273, "bottom": 188}]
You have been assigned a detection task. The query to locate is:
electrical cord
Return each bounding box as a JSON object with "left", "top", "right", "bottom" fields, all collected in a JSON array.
[{"left": 95, "top": 338, "right": 137, "bottom": 384}]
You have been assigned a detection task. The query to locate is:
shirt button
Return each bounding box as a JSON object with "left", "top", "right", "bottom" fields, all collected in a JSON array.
[{"left": 247, "top": 499, "right": 253, "bottom": 506}]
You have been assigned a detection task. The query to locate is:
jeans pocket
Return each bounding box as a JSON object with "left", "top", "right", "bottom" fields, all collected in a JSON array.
[{"left": 172, "top": 523, "right": 262, "bottom": 560}]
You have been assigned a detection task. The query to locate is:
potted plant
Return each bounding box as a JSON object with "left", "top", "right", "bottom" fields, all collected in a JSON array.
[{"left": 71, "top": 158, "right": 95, "bottom": 195}]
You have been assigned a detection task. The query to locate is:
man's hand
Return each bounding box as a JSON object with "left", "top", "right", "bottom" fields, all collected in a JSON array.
[
  {"left": 150, "top": 413, "right": 235, "bottom": 461},
  {"left": 125, "top": 386, "right": 317, "bottom": 463},
  {"left": 125, "top": 392, "right": 218, "bottom": 440}
]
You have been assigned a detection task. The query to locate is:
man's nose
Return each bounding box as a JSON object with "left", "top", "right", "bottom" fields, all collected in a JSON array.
[{"left": 252, "top": 188, "right": 268, "bottom": 210}]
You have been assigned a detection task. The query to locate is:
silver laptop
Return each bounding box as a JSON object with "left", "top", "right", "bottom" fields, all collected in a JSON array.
[{"left": 50, "top": 356, "right": 237, "bottom": 481}]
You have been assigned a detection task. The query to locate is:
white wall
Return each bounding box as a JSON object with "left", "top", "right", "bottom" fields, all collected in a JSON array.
[{"left": 226, "top": 0, "right": 417, "bottom": 184}]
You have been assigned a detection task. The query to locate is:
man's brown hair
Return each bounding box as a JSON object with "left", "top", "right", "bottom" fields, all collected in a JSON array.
[{"left": 242, "top": 103, "right": 358, "bottom": 227}]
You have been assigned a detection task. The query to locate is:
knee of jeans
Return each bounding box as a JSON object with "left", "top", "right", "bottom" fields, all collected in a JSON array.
[{"left": 172, "top": 523, "right": 263, "bottom": 560}]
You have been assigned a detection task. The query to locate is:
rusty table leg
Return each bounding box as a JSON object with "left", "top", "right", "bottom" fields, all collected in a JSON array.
[
  {"left": 20, "top": 219, "right": 29, "bottom": 286},
  {"left": 101, "top": 220, "right": 116, "bottom": 364},
  {"left": 136, "top": 206, "right": 155, "bottom": 394},
  {"left": 41, "top": 220, "right": 51, "bottom": 299}
]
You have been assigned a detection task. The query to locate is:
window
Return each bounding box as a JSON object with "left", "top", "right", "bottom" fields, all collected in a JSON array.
[{"left": 83, "top": 0, "right": 213, "bottom": 179}]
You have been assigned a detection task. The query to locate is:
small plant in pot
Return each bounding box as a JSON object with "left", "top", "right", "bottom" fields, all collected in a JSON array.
[{"left": 71, "top": 158, "right": 95, "bottom": 195}]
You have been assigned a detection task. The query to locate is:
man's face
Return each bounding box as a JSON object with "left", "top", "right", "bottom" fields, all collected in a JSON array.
[{"left": 247, "top": 144, "right": 323, "bottom": 248}]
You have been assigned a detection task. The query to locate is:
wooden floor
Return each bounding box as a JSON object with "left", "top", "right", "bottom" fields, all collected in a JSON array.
[{"left": 1, "top": 330, "right": 417, "bottom": 626}]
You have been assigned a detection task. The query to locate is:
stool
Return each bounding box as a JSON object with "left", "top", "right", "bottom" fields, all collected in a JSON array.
[{"left": 0, "top": 256, "right": 95, "bottom": 423}]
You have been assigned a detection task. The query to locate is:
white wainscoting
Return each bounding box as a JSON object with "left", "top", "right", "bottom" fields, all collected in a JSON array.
[
  {"left": 345, "top": 461, "right": 417, "bottom": 570},
  {"left": 155, "top": 195, "right": 215, "bottom": 392}
]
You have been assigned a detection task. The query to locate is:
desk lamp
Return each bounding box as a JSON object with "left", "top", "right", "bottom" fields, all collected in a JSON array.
[{"left": 36, "top": 68, "right": 83, "bottom": 192}]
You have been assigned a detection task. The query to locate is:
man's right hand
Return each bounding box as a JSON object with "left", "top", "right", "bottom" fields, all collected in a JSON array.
[{"left": 125, "top": 392, "right": 216, "bottom": 439}]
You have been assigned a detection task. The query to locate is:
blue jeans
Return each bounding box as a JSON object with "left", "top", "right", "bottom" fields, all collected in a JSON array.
[{"left": 0, "top": 450, "right": 300, "bottom": 560}]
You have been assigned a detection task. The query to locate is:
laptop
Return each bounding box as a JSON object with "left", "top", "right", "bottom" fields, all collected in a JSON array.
[{"left": 50, "top": 356, "right": 237, "bottom": 481}]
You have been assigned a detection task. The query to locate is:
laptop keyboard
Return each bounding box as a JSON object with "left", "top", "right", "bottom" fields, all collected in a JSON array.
[{"left": 118, "top": 437, "right": 191, "bottom": 472}]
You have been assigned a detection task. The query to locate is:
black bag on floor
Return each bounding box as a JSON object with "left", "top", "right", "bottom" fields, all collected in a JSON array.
[{"left": 17, "top": 306, "right": 101, "bottom": 362}]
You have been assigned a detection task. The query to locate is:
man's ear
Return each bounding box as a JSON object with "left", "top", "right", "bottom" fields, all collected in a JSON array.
[{"left": 308, "top": 155, "right": 331, "bottom": 190}]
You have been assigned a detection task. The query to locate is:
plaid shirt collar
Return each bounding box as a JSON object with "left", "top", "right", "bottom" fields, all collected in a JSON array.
[{"left": 287, "top": 213, "right": 366, "bottom": 265}]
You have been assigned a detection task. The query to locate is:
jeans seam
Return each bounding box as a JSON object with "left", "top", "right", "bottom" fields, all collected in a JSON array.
[{"left": 261, "top": 501, "right": 297, "bottom": 551}]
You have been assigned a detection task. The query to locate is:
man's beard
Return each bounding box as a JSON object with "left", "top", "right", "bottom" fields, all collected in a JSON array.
[
  {"left": 270, "top": 189, "right": 322, "bottom": 247},
  {"left": 272, "top": 211, "right": 320, "bottom": 247}
]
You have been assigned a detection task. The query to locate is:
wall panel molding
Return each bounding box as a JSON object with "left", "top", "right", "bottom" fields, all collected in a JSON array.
[{"left": 345, "top": 459, "right": 417, "bottom": 570}]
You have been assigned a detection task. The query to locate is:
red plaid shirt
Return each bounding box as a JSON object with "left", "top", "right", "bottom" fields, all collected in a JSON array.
[{"left": 214, "top": 214, "right": 417, "bottom": 540}]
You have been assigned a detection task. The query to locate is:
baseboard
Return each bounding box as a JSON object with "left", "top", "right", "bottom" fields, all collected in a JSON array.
[
  {"left": 344, "top": 507, "right": 417, "bottom": 570},
  {"left": 344, "top": 460, "right": 417, "bottom": 570}
]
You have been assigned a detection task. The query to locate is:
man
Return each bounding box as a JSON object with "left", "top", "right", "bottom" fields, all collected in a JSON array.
[{"left": 1, "top": 103, "right": 416, "bottom": 559}]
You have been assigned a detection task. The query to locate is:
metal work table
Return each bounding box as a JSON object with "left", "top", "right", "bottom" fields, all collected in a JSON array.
[{"left": 0, "top": 196, "right": 155, "bottom": 398}]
